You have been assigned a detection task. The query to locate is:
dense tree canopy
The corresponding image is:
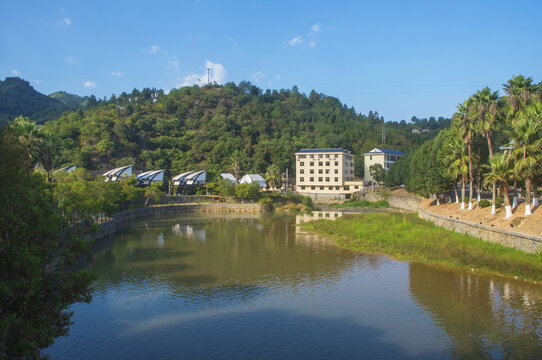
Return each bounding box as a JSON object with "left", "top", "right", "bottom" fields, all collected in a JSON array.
[
  {"left": 0, "top": 130, "right": 94, "bottom": 359},
  {"left": 43, "top": 82, "right": 449, "bottom": 176}
]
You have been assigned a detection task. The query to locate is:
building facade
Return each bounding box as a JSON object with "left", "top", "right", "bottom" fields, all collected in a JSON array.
[
  {"left": 363, "top": 148, "right": 406, "bottom": 183},
  {"left": 295, "top": 148, "right": 363, "bottom": 200}
]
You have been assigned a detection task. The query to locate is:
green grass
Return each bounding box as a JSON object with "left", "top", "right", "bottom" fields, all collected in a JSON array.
[
  {"left": 301, "top": 212, "right": 542, "bottom": 282},
  {"left": 330, "top": 199, "right": 390, "bottom": 209}
]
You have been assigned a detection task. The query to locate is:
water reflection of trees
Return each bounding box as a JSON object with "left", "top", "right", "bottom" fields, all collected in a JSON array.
[
  {"left": 409, "top": 262, "right": 542, "bottom": 359},
  {"left": 87, "top": 215, "right": 359, "bottom": 303}
]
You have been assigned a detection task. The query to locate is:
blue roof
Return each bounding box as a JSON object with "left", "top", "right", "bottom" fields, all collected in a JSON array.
[
  {"left": 363, "top": 148, "right": 406, "bottom": 156},
  {"left": 297, "top": 148, "right": 349, "bottom": 154}
]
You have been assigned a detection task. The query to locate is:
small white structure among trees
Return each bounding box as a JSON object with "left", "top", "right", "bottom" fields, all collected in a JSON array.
[
  {"left": 137, "top": 170, "right": 164, "bottom": 186},
  {"left": 239, "top": 174, "right": 266, "bottom": 188},
  {"left": 102, "top": 165, "right": 132, "bottom": 182}
]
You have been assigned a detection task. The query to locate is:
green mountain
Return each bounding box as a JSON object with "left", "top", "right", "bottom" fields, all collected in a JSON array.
[
  {"left": 45, "top": 82, "right": 450, "bottom": 176},
  {"left": 49, "top": 91, "right": 89, "bottom": 109},
  {"left": 0, "top": 77, "right": 69, "bottom": 126}
]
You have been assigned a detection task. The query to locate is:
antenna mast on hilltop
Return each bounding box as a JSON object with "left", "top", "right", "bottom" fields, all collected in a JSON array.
[
  {"left": 207, "top": 67, "right": 210, "bottom": 85},
  {"left": 382, "top": 127, "right": 386, "bottom": 145}
]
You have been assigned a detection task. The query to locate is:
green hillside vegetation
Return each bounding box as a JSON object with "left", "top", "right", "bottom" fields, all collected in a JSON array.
[
  {"left": 0, "top": 77, "right": 68, "bottom": 126},
  {"left": 49, "top": 91, "right": 89, "bottom": 109},
  {"left": 44, "top": 82, "right": 450, "bottom": 176}
]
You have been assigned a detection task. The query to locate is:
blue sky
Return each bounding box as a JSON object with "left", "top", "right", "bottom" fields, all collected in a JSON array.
[{"left": 2, "top": 0, "right": 541, "bottom": 122}]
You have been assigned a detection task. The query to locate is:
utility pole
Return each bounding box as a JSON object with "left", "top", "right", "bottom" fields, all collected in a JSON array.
[
  {"left": 285, "top": 168, "right": 289, "bottom": 194},
  {"left": 207, "top": 67, "right": 210, "bottom": 85},
  {"left": 382, "top": 127, "right": 386, "bottom": 145}
]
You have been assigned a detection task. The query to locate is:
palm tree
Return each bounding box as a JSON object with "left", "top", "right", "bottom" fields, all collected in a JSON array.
[
  {"left": 509, "top": 102, "right": 542, "bottom": 216},
  {"left": 265, "top": 164, "right": 282, "bottom": 191},
  {"left": 8, "top": 116, "right": 53, "bottom": 180},
  {"left": 483, "top": 153, "right": 514, "bottom": 219},
  {"left": 471, "top": 87, "right": 504, "bottom": 214},
  {"left": 445, "top": 137, "right": 469, "bottom": 209},
  {"left": 453, "top": 100, "right": 476, "bottom": 210}
]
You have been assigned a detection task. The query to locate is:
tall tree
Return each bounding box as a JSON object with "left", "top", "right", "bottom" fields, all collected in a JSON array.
[
  {"left": 483, "top": 153, "right": 514, "bottom": 219},
  {"left": 453, "top": 101, "right": 476, "bottom": 210},
  {"left": 445, "top": 136, "right": 469, "bottom": 209},
  {"left": 0, "top": 130, "right": 95, "bottom": 358},
  {"left": 471, "top": 87, "right": 504, "bottom": 214}
]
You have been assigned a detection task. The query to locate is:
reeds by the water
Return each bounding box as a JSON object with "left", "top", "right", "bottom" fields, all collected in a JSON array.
[{"left": 302, "top": 212, "right": 542, "bottom": 282}]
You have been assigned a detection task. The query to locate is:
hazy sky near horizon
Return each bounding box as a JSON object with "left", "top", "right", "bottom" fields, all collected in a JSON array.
[{"left": 1, "top": 0, "right": 541, "bottom": 122}]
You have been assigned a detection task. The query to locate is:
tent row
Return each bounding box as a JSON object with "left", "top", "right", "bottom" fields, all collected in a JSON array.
[{"left": 54, "top": 165, "right": 268, "bottom": 189}]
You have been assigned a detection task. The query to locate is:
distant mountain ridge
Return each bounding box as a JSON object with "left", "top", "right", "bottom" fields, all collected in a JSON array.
[{"left": 0, "top": 77, "right": 85, "bottom": 126}]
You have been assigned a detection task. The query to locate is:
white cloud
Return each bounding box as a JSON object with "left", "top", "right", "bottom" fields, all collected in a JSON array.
[
  {"left": 275, "top": 74, "right": 280, "bottom": 80},
  {"left": 288, "top": 36, "right": 302, "bottom": 46},
  {"left": 149, "top": 44, "right": 159, "bottom": 54},
  {"left": 179, "top": 60, "right": 226, "bottom": 87},
  {"left": 311, "top": 24, "right": 320, "bottom": 33},
  {"left": 252, "top": 71, "right": 264, "bottom": 83},
  {"left": 11, "top": 69, "right": 21, "bottom": 76},
  {"left": 84, "top": 81, "right": 96, "bottom": 89},
  {"left": 66, "top": 56, "right": 79, "bottom": 64},
  {"left": 57, "top": 17, "right": 71, "bottom": 26},
  {"left": 111, "top": 72, "right": 122, "bottom": 77},
  {"left": 168, "top": 57, "right": 179, "bottom": 71},
  {"left": 310, "top": 41, "right": 316, "bottom": 48}
]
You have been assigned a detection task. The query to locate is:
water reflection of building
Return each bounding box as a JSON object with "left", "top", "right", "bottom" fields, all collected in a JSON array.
[
  {"left": 294, "top": 211, "right": 343, "bottom": 249},
  {"left": 172, "top": 224, "right": 207, "bottom": 241},
  {"left": 408, "top": 262, "right": 542, "bottom": 358},
  {"left": 295, "top": 211, "right": 343, "bottom": 225}
]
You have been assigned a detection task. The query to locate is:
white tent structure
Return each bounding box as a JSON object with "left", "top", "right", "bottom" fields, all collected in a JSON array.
[
  {"left": 220, "top": 173, "right": 237, "bottom": 184},
  {"left": 137, "top": 170, "right": 165, "bottom": 186},
  {"left": 53, "top": 165, "right": 77, "bottom": 174},
  {"left": 239, "top": 174, "right": 266, "bottom": 188},
  {"left": 184, "top": 170, "right": 206, "bottom": 185},
  {"left": 172, "top": 172, "right": 193, "bottom": 187},
  {"left": 102, "top": 165, "right": 132, "bottom": 182}
]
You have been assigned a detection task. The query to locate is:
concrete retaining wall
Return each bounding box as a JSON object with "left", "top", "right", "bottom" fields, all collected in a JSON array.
[
  {"left": 86, "top": 204, "right": 270, "bottom": 242},
  {"left": 359, "top": 191, "right": 542, "bottom": 254}
]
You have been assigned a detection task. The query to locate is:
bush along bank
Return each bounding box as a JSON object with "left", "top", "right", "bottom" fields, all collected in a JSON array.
[{"left": 301, "top": 212, "right": 542, "bottom": 282}]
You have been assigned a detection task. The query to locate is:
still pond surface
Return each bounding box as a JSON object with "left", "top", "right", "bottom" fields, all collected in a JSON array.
[{"left": 46, "top": 212, "right": 542, "bottom": 359}]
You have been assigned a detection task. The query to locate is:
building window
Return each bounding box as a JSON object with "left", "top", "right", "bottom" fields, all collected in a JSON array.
[
  {"left": 335, "top": 154, "right": 338, "bottom": 158},
  {"left": 318, "top": 177, "right": 323, "bottom": 182},
  {"left": 318, "top": 155, "right": 323, "bottom": 158},
  {"left": 325, "top": 213, "right": 330, "bottom": 217},
  {"left": 370, "top": 156, "right": 372, "bottom": 160},
  {"left": 310, "top": 155, "right": 314, "bottom": 158},
  {"left": 310, "top": 177, "right": 314, "bottom": 182},
  {"left": 325, "top": 177, "right": 330, "bottom": 182},
  {"left": 335, "top": 169, "right": 338, "bottom": 174},
  {"left": 300, "top": 162, "right": 304, "bottom": 166},
  {"left": 325, "top": 154, "right": 330, "bottom": 158},
  {"left": 320, "top": 186, "right": 324, "bottom": 190},
  {"left": 301, "top": 186, "right": 305, "bottom": 190},
  {"left": 310, "top": 162, "right": 314, "bottom": 166},
  {"left": 335, "top": 161, "right": 338, "bottom": 166},
  {"left": 335, "top": 177, "right": 338, "bottom": 182},
  {"left": 298, "top": 155, "right": 306, "bottom": 159},
  {"left": 325, "top": 169, "right": 330, "bottom": 174},
  {"left": 300, "top": 177, "right": 304, "bottom": 182},
  {"left": 318, "top": 161, "right": 323, "bottom": 166},
  {"left": 355, "top": 186, "right": 359, "bottom": 189},
  {"left": 336, "top": 186, "right": 340, "bottom": 190},
  {"left": 325, "top": 161, "right": 330, "bottom": 166},
  {"left": 310, "top": 169, "right": 314, "bottom": 174},
  {"left": 311, "top": 186, "right": 315, "bottom": 190},
  {"left": 344, "top": 186, "right": 350, "bottom": 190},
  {"left": 300, "top": 169, "right": 304, "bottom": 174},
  {"left": 318, "top": 169, "right": 323, "bottom": 174}
]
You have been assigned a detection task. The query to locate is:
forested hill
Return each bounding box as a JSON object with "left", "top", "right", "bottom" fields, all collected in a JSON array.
[
  {"left": 0, "top": 77, "right": 69, "bottom": 126},
  {"left": 45, "top": 82, "right": 450, "bottom": 175}
]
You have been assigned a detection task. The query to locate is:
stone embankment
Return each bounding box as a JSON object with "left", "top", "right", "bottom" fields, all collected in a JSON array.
[
  {"left": 359, "top": 191, "right": 542, "bottom": 254},
  {"left": 87, "top": 203, "right": 270, "bottom": 242}
]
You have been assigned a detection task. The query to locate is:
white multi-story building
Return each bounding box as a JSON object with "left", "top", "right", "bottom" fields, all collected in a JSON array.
[
  {"left": 295, "top": 148, "right": 363, "bottom": 200},
  {"left": 363, "top": 148, "right": 406, "bottom": 183}
]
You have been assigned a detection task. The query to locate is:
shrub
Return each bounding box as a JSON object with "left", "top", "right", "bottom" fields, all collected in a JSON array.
[
  {"left": 495, "top": 197, "right": 504, "bottom": 208},
  {"left": 478, "top": 199, "right": 491, "bottom": 208},
  {"left": 302, "top": 195, "right": 314, "bottom": 210}
]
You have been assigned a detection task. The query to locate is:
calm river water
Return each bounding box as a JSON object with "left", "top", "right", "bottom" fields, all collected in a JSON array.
[{"left": 46, "top": 212, "right": 542, "bottom": 359}]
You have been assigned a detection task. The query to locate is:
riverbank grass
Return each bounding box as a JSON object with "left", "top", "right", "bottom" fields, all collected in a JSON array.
[{"left": 301, "top": 212, "right": 542, "bottom": 282}]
